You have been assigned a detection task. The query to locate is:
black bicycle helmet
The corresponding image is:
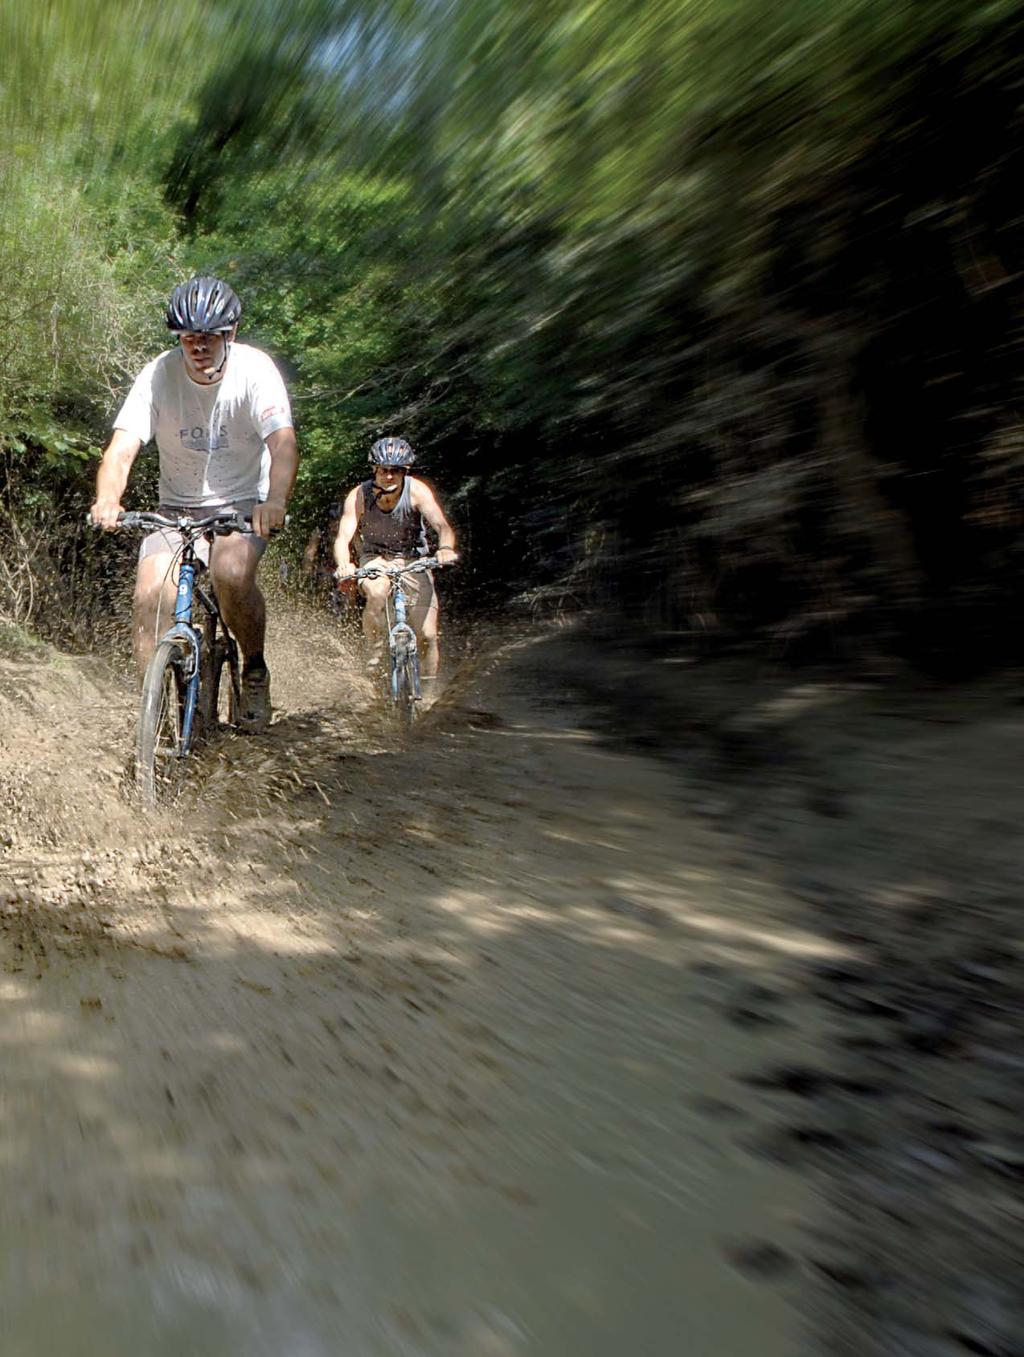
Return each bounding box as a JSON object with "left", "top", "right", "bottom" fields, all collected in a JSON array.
[
  {"left": 166, "top": 276, "right": 242, "bottom": 334},
  {"left": 368, "top": 436, "right": 415, "bottom": 468}
]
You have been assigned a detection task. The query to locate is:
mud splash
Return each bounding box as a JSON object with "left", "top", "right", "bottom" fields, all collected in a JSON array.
[{"left": 1, "top": 606, "right": 831, "bottom": 1355}]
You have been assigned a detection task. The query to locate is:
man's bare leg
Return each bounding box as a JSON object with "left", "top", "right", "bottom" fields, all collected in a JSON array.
[
  {"left": 358, "top": 557, "right": 391, "bottom": 666},
  {"left": 210, "top": 533, "right": 270, "bottom": 732},
  {"left": 412, "top": 577, "right": 441, "bottom": 683},
  {"left": 419, "top": 614, "right": 440, "bottom": 680},
  {"left": 209, "top": 534, "right": 266, "bottom": 663},
  {"left": 133, "top": 552, "right": 179, "bottom": 677},
  {"left": 361, "top": 601, "right": 387, "bottom": 663}
]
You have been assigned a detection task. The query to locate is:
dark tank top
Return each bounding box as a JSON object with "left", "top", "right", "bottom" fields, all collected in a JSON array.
[{"left": 357, "top": 478, "right": 428, "bottom": 561}]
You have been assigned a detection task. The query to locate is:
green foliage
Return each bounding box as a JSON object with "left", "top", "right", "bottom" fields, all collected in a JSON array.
[
  {"left": 0, "top": 1, "right": 194, "bottom": 476},
  {"left": 181, "top": 167, "right": 433, "bottom": 535},
  {"left": 2, "top": 0, "right": 1023, "bottom": 661}
]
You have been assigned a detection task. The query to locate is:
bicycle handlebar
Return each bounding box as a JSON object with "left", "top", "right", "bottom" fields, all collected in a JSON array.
[
  {"left": 116, "top": 509, "right": 253, "bottom": 536},
  {"left": 87, "top": 509, "right": 289, "bottom": 537},
  {"left": 352, "top": 556, "right": 453, "bottom": 581}
]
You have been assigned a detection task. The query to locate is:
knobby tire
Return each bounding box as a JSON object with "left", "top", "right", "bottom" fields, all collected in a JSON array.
[
  {"left": 392, "top": 648, "right": 418, "bottom": 733},
  {"left": 212, "top": 635, "right": 240, "bottom": 729},
  {"left": 197, "top": 605, "right": 239, "bottom": 739}
]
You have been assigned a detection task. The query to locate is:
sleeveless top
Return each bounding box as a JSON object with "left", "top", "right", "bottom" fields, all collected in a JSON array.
[{"left": 356, "top": 478, "right": 428, "bottom": 561}]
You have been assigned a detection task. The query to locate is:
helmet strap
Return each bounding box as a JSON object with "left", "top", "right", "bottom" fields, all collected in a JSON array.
[{"left": 204, "top": 333, "right": 231, "bottom": 380}]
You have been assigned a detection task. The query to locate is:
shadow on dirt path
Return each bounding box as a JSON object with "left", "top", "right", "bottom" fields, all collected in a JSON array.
[{"left": 553, "top": 627, "right": 1024, "bottom": 1357}]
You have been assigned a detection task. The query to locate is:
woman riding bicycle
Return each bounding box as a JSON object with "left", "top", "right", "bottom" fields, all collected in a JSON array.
[{"left": 332, "top": 438, "right": 457, "bottom": 682}]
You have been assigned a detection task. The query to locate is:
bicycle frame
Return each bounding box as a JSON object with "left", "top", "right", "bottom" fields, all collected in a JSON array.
[{"left": 164, "top": 552, "right": 224, "bottom": 756}]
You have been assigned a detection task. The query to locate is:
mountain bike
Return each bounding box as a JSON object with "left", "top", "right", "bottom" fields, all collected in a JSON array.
[
  {"left": 117, "top": 510, "right": 248, "bottom": 804},
  {"left": 352, "top": 556, "right": 447, "bottom": 731}
]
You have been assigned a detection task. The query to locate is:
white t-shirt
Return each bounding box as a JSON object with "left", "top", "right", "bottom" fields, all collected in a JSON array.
[{"left": 114, "top": 342, "right": 293, "bottom": 508}]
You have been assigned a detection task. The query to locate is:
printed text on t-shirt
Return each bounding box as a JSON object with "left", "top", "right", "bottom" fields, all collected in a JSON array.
[{"left": 180, "top": 424, "right": 229, "bottom": 452}]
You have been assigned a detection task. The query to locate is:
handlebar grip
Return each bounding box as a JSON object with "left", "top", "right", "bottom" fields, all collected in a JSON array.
[
  {"left": 87, "top": 509, "right": 136, "bottom": 529},
  {"left": 210, "top": 512, "right": 250, "bottom": 535},
  {"left": 244, "top": 510, "right": 291, "bottom": 537}
]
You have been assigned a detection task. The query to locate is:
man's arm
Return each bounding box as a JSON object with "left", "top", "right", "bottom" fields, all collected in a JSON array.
[
  {"left": 253, "top": 425, "right": 298, "bottom": 539},
  {"left": 332, "top": 487, "right": 361, "bottom": 578},
  {"left": 91, "top": 429, "right": 143, "bottom": 530},
  {"left": 411, "top": 480, "right": 457, "bottom": 560}
]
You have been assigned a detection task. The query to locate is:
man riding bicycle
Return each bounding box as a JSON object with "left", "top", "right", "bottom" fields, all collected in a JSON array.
[
  {"left": 332, "top": 438, "right": 457, "bottom": 683},
  {"left": 90, "top": 275, "right": 297, "bottom": 733}
]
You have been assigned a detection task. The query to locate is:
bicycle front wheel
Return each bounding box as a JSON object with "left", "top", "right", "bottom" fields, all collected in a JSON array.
[
  {"left": 392, "top": 648, "right": 419, "bottom": 732},
  {"left": 136, "top": 637, "right": 190, "bottom": 805}
]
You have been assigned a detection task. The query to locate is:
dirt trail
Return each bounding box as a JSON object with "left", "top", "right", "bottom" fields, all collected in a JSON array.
[
  {"left": 1, "top": 608, "right": 853, "bottom": 1354},
  {"left": 565, "top": 635, "right": 1024, "bottom": 1357}
]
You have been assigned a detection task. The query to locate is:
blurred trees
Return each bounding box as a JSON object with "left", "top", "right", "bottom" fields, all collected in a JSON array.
[{"left": 2, "top": 0, "right": 1023, "bottom": 665}]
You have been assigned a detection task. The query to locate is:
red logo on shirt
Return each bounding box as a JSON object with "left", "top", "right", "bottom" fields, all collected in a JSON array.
[{"left": 260, "top": 404, "right": 285, "bottom": 421}]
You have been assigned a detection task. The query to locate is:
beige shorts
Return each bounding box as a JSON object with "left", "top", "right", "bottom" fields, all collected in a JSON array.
[{"left": 138, "top": 500, "right": 267, "bottom": 566}]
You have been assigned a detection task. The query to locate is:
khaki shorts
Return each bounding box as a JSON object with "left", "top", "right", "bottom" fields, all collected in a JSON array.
[
  {"left": 359, "top": 554, "right": 437, "bottom": 633},
  {"left": 138, "top": 500, "right": 267, "bottom": 566}
]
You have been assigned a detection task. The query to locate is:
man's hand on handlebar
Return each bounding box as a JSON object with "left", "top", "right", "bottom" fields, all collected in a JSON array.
[
  {"left": 436, "top": 545, "right": 459, "bottom": 565},
  {"left": 90, "top": 498, "right": 124, "bottom": 532},
  {"left": 252, "top": 499, "right": 287, "bottom": 540},
  {"left": 335, "top": 561, "right": 357, "bottom": 584}
]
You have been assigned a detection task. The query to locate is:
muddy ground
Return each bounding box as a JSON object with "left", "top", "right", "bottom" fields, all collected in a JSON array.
[{"left": 0, "top": 604, "right": 1021, "bottom": 1355}]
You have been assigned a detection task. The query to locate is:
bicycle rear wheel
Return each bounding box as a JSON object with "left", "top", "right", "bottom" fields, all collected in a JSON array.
[
  {"left": 197, "top": 606, "right": 239, "bottom": 737},
  {"left": 136, "top": 638, "right": 190, "bottom": 805},
  {"left": 212, "top": 635, "right": 240, "bottom": 729}
]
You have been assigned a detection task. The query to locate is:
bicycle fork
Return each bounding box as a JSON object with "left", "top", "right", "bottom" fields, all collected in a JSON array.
[{"left": 167, "top": 560, "right": 202, "bottom": 751}]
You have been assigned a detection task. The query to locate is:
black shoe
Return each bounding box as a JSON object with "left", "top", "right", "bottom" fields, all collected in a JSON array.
[{"left": 238, "top": 666, "right": 271, "bottom": 734}]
